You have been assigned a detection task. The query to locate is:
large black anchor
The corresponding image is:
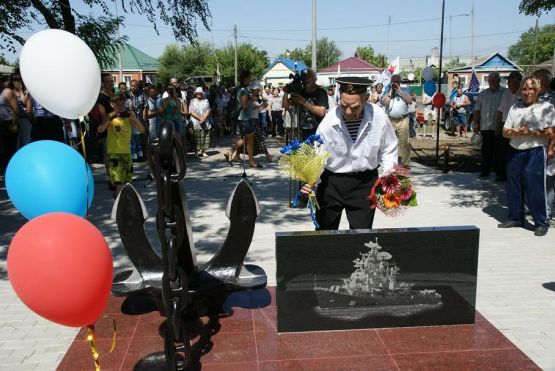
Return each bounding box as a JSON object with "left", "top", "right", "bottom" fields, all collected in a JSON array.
[{"left": 111, "top": 121, "right": 266, "bottom": 369}]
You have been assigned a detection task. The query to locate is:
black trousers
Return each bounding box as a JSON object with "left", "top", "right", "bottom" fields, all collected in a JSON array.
[
  {"left": 0, "top": 119, "right": 18, "bottom": 173},
  {"left": 315, "top": 168, "right": 378, "bottom": 230},
  {"left": 271, "top": 110, "right": 283, "bottom": 136},
  {"left": 495, "top": 134, "right": 510, "bottom": 180},
  {"left": 480, "top": 130, "right": 495, "bottom": 175}
]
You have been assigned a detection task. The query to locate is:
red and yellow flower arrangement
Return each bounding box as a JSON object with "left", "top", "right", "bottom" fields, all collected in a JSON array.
[{"left": 368, "top": 165, "right": 418, "bottom": 216}]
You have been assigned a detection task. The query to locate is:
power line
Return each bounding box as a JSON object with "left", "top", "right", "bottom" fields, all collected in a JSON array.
[
  {"left": 238, "top": 13, "right": 470, "bottom": 32},
  {"left": 238, "top": 30, "right": 528, "bottom": 44},
  {"left": 122, "top": 22, "right": 232, "bottom": 32}
]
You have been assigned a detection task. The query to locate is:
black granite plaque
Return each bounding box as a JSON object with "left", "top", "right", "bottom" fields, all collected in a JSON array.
[{"left": 276, "top": 227, "right": 479, "bottom": 333}]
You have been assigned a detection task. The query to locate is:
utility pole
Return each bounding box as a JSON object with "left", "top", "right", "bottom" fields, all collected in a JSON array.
[
  {"left": 552, "top": 40, "right": 555, "bottom": 76},
  {"left": 449, "top": 14, "right": 452, "bottom": 58},
  {"left": 311, "top": 0, "right": 317, "bottom": 71},
  {"left": 435, "top": 0, "right": 446, "bottom": 164},
  {"left": 233, "top": 25, "right": 238, "bottom": 86},
  {"left": 532, "top": 18, "right": 539, "bottom": 70},
  {"left": 471, "top": 1, "right": 475, "bottom": 69},
  {"left": 114, "top": 0, "right": 123, "bottom": 84}
]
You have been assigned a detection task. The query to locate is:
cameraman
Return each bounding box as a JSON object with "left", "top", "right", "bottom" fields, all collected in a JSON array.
[
  {"left": 282, "top": 69, "right": 328, "bottom": 140},
  {"left": 381, "top": 74, "right": 413, "bottom": 166}
]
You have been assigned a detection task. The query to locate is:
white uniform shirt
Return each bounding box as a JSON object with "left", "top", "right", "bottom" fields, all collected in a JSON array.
[
  {"left": 317, "top": 103, "right": 398, "bottom": 173},
  {"left": 503, "top": 100, "right": 555, "bottom": 150}
]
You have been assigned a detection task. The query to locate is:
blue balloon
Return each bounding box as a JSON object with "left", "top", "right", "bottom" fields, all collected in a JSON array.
[
  {"left": 423, "top": 80, "right": 437, "bottom": 96},
  {"left": 6, "top": 140, "right": 94, "bottom": 219}
]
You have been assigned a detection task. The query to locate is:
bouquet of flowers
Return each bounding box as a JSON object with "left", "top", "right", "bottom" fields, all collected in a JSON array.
[
  {"left": 279, "top": 134, "right": 330, "bottom": 227},
  {"left": 368, "top": 165, "right": 418, "bottom": 216}
]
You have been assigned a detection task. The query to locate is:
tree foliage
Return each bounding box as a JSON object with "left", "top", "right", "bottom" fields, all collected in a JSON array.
[
  {"left": 0, "top": 54, "right": 13, "bottom": 66},
  {"left": 507, "top": 24, "right": 555, "bottom": 66},
  {"left": 308, "top": 38, "right": 342, "bottom": 69},
  {"left": 278, "top": 37, "right": 342, "bottom": 70},
  {"left": 444, "top": 58, "right": 467, "bottom": 69},
  {"left": 210, "top": 43, "right": 269, "bottom": 85},
  {"left": 354, "top": 45, "right": 387, "bottom": 68},
  {"left": 278, "top": 48, "right": 307, "bottom": 63},
  {"left": 518, "top": 0, "right": 555, "bottom": 16},
  {"left": 158, "top": 42, "right": 269, "bottom": 86},
  {"left": 0, "top": 0, "right": 211, "bottom": 68}
]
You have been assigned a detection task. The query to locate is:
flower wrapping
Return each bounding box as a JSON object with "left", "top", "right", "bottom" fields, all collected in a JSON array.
[
  {"left": 368, "top": 165, "right": 418, "bottom": 217},
  {"left": 279, "top": 135, "right": 330, "bottom": 227}
]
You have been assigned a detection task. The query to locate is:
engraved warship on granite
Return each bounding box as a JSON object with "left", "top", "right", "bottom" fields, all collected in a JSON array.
[{"left": 314, "top": 239, "right": 442, "bottom": 318}]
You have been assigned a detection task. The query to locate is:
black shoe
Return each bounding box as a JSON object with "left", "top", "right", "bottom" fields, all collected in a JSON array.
[
  {"left": 479, "top": 173, "right": 490, "bottom": 177},
  {"left": 497, "top": 220, "right": 521, "bottom": 228},
  {"left": 534, "top": 226, "right": 549, "bottom": 236},
  {"left": 495, "top": 176, "right": 507, "bottom": 182}
]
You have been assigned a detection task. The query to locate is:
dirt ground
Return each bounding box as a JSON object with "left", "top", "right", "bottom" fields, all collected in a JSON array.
[{"left": 410, "top": 129, "right": 481, "bottom": 173}]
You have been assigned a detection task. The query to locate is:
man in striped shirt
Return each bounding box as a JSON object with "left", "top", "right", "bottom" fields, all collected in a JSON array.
[{"left": 301, "top": 77, "right": 398, "bottom": 230}]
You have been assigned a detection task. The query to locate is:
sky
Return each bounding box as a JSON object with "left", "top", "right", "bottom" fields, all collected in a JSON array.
[{"left": 4, "top": 0, "right": 555, "bottom": 64}]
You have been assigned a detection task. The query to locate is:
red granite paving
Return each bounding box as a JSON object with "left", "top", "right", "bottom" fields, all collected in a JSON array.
[{"left": 57, "top": 287, "right": 540, "bottom": 371}]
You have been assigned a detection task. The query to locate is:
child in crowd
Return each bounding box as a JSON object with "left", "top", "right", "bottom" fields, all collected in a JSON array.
[{"left": 97, "top": 93, "right": 145, "bottom": 196}]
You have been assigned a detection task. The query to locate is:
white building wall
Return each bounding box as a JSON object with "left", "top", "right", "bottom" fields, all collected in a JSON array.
[
  {"left": 262, "top": 62, "right": 296, "bottom": 86},
  {"left": 316, "top": 71, "right": 382, "bottom": 87}
]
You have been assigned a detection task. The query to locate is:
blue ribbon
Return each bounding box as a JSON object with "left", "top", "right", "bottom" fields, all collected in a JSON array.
[
  {"left": 307, "top": 198, "right": 320, "bottom": 229},
  {"left": 292, "top": 191, "right": 300, "bottom": 208}
]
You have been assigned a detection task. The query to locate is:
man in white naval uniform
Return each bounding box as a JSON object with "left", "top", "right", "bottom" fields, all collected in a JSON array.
[{"left": 302, "top": 77, "right": 398, "bottom": 230}]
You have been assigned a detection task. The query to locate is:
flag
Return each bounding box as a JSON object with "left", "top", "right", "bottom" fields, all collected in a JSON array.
[
  {"left": 375, "top": 56, "right": 400, "bottom": 89},
  {"left": 334, "top": 63, "right": 341, "bottom": 103},
  {"left": 467, "top": 70, "right": 480, "bottom": 93}
]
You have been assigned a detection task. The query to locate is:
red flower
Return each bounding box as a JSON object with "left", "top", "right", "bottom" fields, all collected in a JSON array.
[
  {"left": 400, "top": 186, "right": 413, "bottom": 201},
  {"left": 381, "top": 175, "right": 400, "bottom": 194}
]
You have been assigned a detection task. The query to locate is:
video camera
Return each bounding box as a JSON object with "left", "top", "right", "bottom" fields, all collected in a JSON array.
[{"left": 285, "top": 70, "right": 307, "bottom": 95}]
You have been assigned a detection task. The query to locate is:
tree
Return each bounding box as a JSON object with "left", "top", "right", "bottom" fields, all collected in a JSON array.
[
  {"left": 444, "top": 58, "right": 466, "bottom": 69},
  {"left": 519, "top": 0, "right": 555, "bottom": 16},
  {"left": 278, "top": 48, "right": 309, "bottom": 64},
  {"left": 354, "top": 45, "right": 387, "bottom": 68},
  {"left": 158, "top": 42, "right": 269, "bottom": 86},
  {"left": 507, "top": 24, "right": 555, "bottom": 67},
  {"left": 209, "top": 43, "right": 269, "bottom": 85},
  {"left": 0, "top": 54, "right": 12, "bottom": 66},
  {"left": 306, "top": 37, "right": 342, "bottom": 69},
  {"left": 157, "top": 42, "right": 213, "bottom": 84},
  {"left": 0, "top": 0, "right": 211, "bottom": 68},
  {"left": 277, "top": 37, "right": 341, "bottom": 70}
]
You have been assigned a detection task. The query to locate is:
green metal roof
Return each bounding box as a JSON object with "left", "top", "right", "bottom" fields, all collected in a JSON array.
[{"left": 104, "top": 44, "right": 160, "bottom": 71}]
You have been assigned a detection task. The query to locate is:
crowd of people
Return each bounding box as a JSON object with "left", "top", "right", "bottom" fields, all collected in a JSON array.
[{"left": 1, "top": 66, "right": 554, "bottom": 234}]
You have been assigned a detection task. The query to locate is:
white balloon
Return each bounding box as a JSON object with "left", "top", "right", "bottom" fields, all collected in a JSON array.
[
  {"left": 407, "top": 73, "right": 415, "bottom": 81},
  {"left": 20, "top": 29, "right": 101, "bottom": 119},
  {"left": 422, "top": 67, "right": 434, "bottom": 81}
]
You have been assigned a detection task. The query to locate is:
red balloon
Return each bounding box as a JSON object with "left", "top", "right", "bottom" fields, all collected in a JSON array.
[
  {"left": 432, "top": 92, "right": 446, "bottom": 108},
  {"left": 7, "top": 213, "right": 112, "bottom": 327}
]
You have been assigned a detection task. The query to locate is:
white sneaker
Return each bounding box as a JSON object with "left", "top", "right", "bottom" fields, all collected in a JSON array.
[
  {"left": 202, "top": 152, "right": 209, "bottom": 158},
  {"left": 132, "top": 153, "right": 138, "bottom": 160}
]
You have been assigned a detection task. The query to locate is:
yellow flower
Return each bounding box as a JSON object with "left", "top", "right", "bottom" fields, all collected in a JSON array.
[{"left": 383, "top": 193, "right": 401, "bottom": 209}]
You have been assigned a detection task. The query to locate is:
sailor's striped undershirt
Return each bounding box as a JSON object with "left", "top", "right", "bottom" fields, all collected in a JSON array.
[{"left": 344, "top": 119, "right": 362, "bottom": 141}]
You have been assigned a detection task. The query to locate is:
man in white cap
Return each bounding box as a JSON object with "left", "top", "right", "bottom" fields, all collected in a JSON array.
[{"left": 301, "top": 77, "right": 398, "bottom": 230}]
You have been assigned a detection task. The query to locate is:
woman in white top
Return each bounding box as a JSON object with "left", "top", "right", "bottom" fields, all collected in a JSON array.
[{"left": 189, "top": 87, "right": 211, "bottom": 158}]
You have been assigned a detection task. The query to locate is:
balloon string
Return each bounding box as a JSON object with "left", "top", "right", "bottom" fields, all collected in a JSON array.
[
  {"left": 86, "top": 316, "right": 117, "bottom": 371},
  {"left": 86, "top": 324, "right": 101, "bottom": 371},
  {"left": 78, "top": 117, "right": 90, "bottom": 218}
]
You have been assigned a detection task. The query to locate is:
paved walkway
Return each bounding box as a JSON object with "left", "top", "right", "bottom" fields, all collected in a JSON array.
[{"left": 1, "top": 136, "right": 554, "bottom": 370}]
